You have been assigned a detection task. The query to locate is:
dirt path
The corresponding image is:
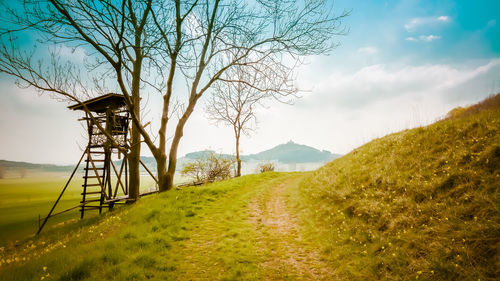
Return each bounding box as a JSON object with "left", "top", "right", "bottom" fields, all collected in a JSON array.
[{"left": 249, "top": 176, "right": 336, "bottom": 280}]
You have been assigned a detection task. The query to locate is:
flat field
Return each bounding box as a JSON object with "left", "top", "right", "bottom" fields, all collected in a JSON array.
[{"left": 0, "top": 173, "right": 158, "bottom": 247}]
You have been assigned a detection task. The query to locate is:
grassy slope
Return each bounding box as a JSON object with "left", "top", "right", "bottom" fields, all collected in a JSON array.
[
  {"left": 0, "top": 172, "right": 300, "bottom": 280},
  {"left": 297, "top": 95, "right": 499, "bottom": 280}
]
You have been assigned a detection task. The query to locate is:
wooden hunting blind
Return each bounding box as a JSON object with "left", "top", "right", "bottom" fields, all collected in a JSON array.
[
  {"left": 37, "top": 93, "right": 157, "bottom": 235},
  {"left": 69, "top": 93, "right": 131, "bottom": 218}
]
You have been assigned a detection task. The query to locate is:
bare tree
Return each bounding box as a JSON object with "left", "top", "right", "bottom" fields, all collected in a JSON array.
[
  {"left": 206, "top": 63, "right": 296, "bottom": 176},
  {"left": 0, "top": 0, "right": 348, "bottom": 193},
  {"left": 0, "top": 0, "right": 158, "bottom": 200}
]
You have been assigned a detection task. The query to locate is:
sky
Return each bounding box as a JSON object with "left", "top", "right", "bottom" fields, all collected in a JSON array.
[{"left": 1, "top": 0, "right": 499, "bottom": 165}]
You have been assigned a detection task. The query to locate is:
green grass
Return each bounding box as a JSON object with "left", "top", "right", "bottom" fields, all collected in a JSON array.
[
  {"left": 0, "top": 174, "right": 158, "bottom": 247},
  {"left": 0, "top": 172, "right": 299, "bottom": 280},
  {"left": 0, "top": 177, "right": 82, "bottom": 247},
  {"left": 296, "top": 95, "right": 500, "bottom": 280}
]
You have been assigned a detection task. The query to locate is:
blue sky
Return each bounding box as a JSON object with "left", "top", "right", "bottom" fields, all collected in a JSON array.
[{"left": 0, "top": 0, "right": 499, "bottom": 164}]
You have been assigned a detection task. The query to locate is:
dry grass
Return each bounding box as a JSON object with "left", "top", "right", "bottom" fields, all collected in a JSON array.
[{"left": 298, "top": 94, "right": 500, "bottom": 280}]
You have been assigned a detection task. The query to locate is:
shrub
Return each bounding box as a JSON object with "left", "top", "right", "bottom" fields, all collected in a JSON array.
[
  {"left": 258, "top": 162, "right": 275, "bottom": 173},
  {"left": 181, "top": 151, "right": 234, "bottom": 183}
]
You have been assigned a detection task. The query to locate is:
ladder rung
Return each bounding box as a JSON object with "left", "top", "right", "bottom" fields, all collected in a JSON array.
[
  {"left": 83, "top": 184, "right": 102, "bottom": 187},
  {"left": 86, "top": 159, "right": 105, "bottom": 162},
  {"left": 82, "top": 191, "right": 102, "bottom": 195},
  {"left": 84, "top": 167, "right": 104, "bottom": 170},
  {"left": 81, "top": 199, "right": 101, "bottom": 203},
  {"left": 84, "top": 176, "right": 103, "bottom": 178},
  {"left": 81, "top": 206, "right": 102, "bottom": 209}
]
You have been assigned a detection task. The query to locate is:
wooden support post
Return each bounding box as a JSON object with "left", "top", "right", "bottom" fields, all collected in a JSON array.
[
  {"left": 36, "top": 149, "right": 87, "bottom": 235},
  {"left": 139, "top": 159, "right": 158, "bottom": 184}
]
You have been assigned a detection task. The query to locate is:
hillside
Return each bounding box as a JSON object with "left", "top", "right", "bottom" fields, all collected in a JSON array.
[{"left": 297, "top": 94, "right": 500, "bottom": 280}]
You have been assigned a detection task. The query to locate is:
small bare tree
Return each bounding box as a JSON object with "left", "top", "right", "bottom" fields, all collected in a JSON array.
[
  {"left": 206, "top": 64, "right": 296, "bottom": 177},
  {"left": 258, "top": 162, "right": 275, "bottom": 173},
  {"left": 181, "top": 151, "right": 234, "bottom": 183}
]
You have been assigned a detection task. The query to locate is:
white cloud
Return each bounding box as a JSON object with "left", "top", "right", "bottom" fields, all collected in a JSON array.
[
  {"left": 420, "top": 34, "right": 441, "bottom": 42},
  {"left": 57, "top": 45, "right": 88, "bottom": 62},
  {"left": 357, "top": 46, "right": 378, "bottom": 55},
  {"left": 302, "top": 59, "right": 500, "bottom": 109},
  {"left": 404, "top": 16, "right": 451, "bottom": 32},
  {"left": 437, "top": 16, "right": 450, "bottom": 22},
  {"left": 406, "top": 35, "right": 441, "bottom": 42},
  {"left": 404, "top": 18, "right": 422, "bottom": 31}
]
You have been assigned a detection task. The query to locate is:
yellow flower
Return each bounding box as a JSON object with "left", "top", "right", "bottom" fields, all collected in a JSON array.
[{"left": 43, "top": 266, "right": 47, "bottom": 271}]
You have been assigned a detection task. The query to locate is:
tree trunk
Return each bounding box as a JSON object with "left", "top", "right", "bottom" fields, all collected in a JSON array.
[
  {"left": 128, "top": 128, "right": 140, "bottom": 200},
  {"left": 159, "top": 100, "right": 197, "bottom": 192},
  {"left": 156, "top": 152, "right": 168, "bottom": 192},
  {"left": 235, "top": 135, "right": 241, "bottom": 177},
  {"left": 127, "top": 57, "right": 143, "bottom": 201},
  {"left": 162, "top": 130, "right": 181, "bottom": 192},
  {"left": 128, "top": 107, "right": 141, "bottom": 200}
]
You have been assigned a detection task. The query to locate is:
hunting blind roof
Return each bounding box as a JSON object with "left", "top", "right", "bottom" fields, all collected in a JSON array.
[{"left": 68, "top": 93, "right": 127, "bottom": 113}]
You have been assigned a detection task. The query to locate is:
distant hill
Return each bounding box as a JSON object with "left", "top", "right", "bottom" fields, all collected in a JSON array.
[
  {"left": 0, "top": 141, "right": 341, "bottom": 175},
  {"left": 182, "top": 141, "right": 340, "bottom": 164},
  {"left": 0, "top": 160, "right": 74, "bottom": 172},
  {"left": 184, "top": 151, "right": 233, "bottom": 160},
  {"left": 244, "top": 140, "right": 340, "bottom": 163}
]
